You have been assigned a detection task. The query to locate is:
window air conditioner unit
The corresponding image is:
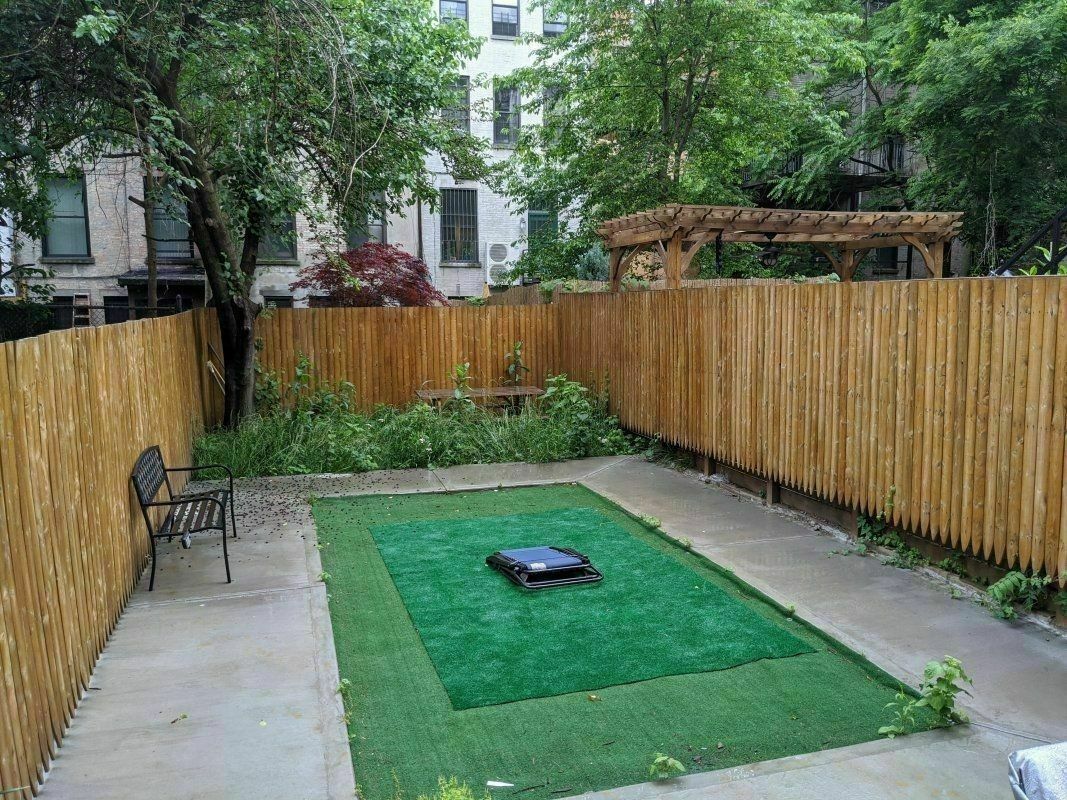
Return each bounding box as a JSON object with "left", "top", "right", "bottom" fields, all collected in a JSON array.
[{"left": 485, "top": 242, "right": 519, "bottom": 286}]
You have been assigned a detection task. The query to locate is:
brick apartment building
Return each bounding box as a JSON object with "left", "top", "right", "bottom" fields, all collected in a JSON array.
[
  {"left": 13, "top": 0, "right": 565, "bottom": 317},
  {"left": 12, "top": 0, "right": 964, "bottom": 322}
]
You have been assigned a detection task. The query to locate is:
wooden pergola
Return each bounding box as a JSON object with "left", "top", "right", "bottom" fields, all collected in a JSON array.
[{"left": 597, "top": 204, "right": 964, "bottom": 289}]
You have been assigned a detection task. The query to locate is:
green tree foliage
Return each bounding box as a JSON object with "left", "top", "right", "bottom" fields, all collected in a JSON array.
[
  {"left": 504, "top": 0, "right": 862, "bottom": 280},
  {"left": 0, "top": 0, "right": 483, "bottom": 424},
  {"left": 776, "top": 0, "right": 1067, "bottom": 268}
]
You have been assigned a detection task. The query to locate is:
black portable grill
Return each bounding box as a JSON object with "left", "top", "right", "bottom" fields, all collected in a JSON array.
[{"left": 486, "top": 546, "right": 603, "bottom": 590}]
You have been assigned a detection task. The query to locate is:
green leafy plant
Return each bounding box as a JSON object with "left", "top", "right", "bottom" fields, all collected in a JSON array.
[
  {"left": 886, "top": 544, "right": 927, "bottom": 571},
  {"left": 916, "top": 656, "right": 972, "bottom": 725},
  {"left": 639, "top": 515, "right": 661, "bottom": 530},
  {"left": 1053, "top": 590, "right": 1067, "bottom": 615},
  {"left": 1017, "top": 245, "right": 1067, "bottom": 277},
  {"left": 878, "top": 656, "right": 972, "bottom": 738},
  {"left": 446, "top": 362, "right": 474, "bottom": 410},
  {"left": 648, "top": 753, "right": 686, "bottom": 781},
  {"left": 857, "top": 487, "right": 897, "bottom": 547},
  {"left": 878, "top": 686, "right": 917, "bottom": 739},
  {"left": 986, "top": 571, "right": 1052, "bottom": 619},
  {"left": 936, "top": 553, "right": 968, "bottom": 578},
  {"left": 504, "top": 341, "right": 530, "bottom": 386}
]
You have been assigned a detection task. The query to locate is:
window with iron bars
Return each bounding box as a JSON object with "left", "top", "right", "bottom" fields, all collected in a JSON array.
[
  {"left": 494, "top": 85, "right": 521, "bottom": 147},
  {"left": 441, "top": 188, "right": 478, "bottom": 264},
  {"left": 442, "top": 76, "right": 471, "bottom": 133},
  {"left": 492, "top": 2, "right": 519, "bottom": 36}
]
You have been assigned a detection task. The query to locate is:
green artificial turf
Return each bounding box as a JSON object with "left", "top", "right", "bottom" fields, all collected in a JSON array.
[
  {"left": 370, "top": 507, "right": 813, "bottom": 709},
  {"left": 314, "top": 485, "right": 932, "bottom": 800}
]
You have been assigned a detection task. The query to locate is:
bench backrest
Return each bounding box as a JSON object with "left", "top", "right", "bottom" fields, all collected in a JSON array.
[{"left": 131, "top": 445, "right": 169, "bottom": 507}]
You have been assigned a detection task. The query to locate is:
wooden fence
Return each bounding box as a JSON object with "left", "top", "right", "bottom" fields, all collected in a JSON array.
[
  {"left": 250, "top": 278, "right": 1067, "bottom": 579},
  {"left": 254, "top": 304, "right": 561, "bottom": 407},
  {"left": 557, "top": 278, "right": 1067, "bottom": 581},
  {"left": 4, "top": 276, "right": 1067, "bottom": 795},
  {"left": 0, "top": 313, "right": 212, "bottom": 798}
]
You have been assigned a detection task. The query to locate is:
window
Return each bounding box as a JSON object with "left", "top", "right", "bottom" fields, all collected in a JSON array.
[
  {"left": 493, "top": 85, "right": 521, "bottom": 146},
  {"left": 50, "top": 294, "right": 91, "bottom": 328},
  {"left": 103, "top": 295, "right": 130, "bottom": 324},
  {"left": 43, "top": 177, "right": 90, "bottom": 258},
  {"left": 347, "top": 194, "right": 387, "bottom": 249},
  {"left": 440, "top": 0, "right": 467, "bottom": 23},
  {"left": 873, "top": 246, "right": 902, "bottom": 276},
  {"left": 440, "top": 188, "right": 478, "bottom": 264},
  {"left": 527, "top": 209, "right": 558, "bottom": 252},
  {"left": 492, "top": 2, "right": 519, "bottom": 36},
  {"left": 346, "top": 212, "right": 386, "bottom": 250},
  {"left": 262, "top": 294, "right": 293, "bottom": 309},
  {"left": 257, "top": 215, "right": 298, "bottom": 261},
  {"left": 882, "top": 136, "right": 905, "bottom": 172},
  {"left": 543, "top": 11, "right": 566, "bottom": 37},
  {"left": 442, "top": 76, "right": 471, "bottom": 133},
  {"left": 543, "top": 86, "right": 563, "bottom": 115},
  {"left": 149, "top": 183, "right": 193, "bottom": 260}
]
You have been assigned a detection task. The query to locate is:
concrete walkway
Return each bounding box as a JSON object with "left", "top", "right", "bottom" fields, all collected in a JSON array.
[{"left": 39, "top": 456, "right": 1067, "bottom": 799}]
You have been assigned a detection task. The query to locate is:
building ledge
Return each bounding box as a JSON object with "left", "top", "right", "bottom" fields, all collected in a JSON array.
[
  {"left": 117, "top": 268, "right": 206, "bottom": 287},
  {"left": 41, "top": 256, "right": 95, "bottom": 265}
]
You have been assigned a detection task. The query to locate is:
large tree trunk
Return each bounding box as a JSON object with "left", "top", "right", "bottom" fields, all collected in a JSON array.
[
  {"left": 174, "top": 145, "right": 260, "bottom": 427},
  {"left": 216, "top": 296, "right": 257, "bottom": 427}
]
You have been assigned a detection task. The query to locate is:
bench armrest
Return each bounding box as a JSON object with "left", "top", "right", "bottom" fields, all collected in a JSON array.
[
  {"left": 166, "top": 463, "right": 234, "bottom": 492},
  {"left": 166, "top": 463, "right": 234, "bottom": 479}
]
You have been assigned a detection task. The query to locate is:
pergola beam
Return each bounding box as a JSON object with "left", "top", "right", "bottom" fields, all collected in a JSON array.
[{"left": 598, "top": 204, "right": 963, "bottom": 290}]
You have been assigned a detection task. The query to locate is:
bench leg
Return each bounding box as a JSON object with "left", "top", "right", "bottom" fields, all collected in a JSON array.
[
  {"left": 229, "top": 498, "right": 238, "bottom": 539},
  {"left": 149, "top": 539, "right": 158, "bottom": 592},
  {"left": 221, "top": 524, "right": 232, "bottom": 584}
]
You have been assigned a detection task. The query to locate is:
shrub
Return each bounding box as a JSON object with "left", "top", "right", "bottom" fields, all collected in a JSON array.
[
  {"left": 194, "top": 374, "right": 639, "bottom": 477},
  {"left": 0, "top": 300, "right": 53, "bottom": 342},
  {"left": 986, "top": 571, "right": 1052, "bottom": 619},
  {"left": 575, "top": 244, "right": 609, "bottom": 280},
  {"left": 290, "top": 243, "right": 447, "bottom": 307}
]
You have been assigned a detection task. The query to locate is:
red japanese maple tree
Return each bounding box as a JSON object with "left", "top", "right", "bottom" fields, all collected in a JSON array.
[{"left": 290, "top": 243, "right": 448, "bottom": 307}]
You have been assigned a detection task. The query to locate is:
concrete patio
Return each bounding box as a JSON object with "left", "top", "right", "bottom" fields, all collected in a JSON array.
[{"left": 39, "top": 456, "right": 1067, "bottom": 799}]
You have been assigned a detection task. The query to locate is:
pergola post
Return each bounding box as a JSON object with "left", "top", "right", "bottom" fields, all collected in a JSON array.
[
  {"left": 608, "top": 247, "right": 624, "bottom": 292},
  {"left": 903, "top": 235, "right": 947, "bottom": 278},
  {"left": 665, "top": 230, "right": 684, "bottom": 289}
]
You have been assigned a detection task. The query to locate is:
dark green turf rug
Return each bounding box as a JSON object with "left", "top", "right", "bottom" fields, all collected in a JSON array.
[
  {"left": 370, "top": 507, "right": 813, "bottom": 709},
  {"left": 314, "top": 484, "right": 932, "bottom": 800}
]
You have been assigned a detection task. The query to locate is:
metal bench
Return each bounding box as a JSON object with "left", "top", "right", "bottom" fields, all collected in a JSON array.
[{"left": 130, "top": 445, "right": 236, "bottom": 591}]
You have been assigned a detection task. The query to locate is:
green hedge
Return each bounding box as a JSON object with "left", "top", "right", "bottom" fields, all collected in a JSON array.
[{"left": 0, "top": 301, "right": 53, "bottom": 342}]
